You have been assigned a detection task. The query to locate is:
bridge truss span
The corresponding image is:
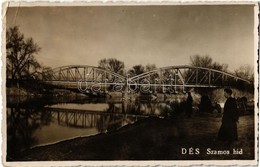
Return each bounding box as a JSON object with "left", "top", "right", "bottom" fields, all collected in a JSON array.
[
  {"left": 42, "top": 65, "right": 126, "bottom": 84},
  {"left": 128, "top": 65, "right": 252, "bottom": 90},
  {"left": 41, "top": 65, "right": 253, "bottom": 93}
]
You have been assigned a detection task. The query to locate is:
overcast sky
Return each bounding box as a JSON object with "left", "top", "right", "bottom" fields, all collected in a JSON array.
[{"left": 6, "top": 5, "right": 256, "bottom": 72}]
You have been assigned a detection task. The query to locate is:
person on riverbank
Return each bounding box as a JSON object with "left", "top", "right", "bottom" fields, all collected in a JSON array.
[
  {"left": 199, "top": 95, "right": 212, "bottom": 113},
  {"left": 186, "top": 92, "right": 193, "bottom": 118},
  {"left": 217, "top": 88, "right": 239, "bottom": 145}
]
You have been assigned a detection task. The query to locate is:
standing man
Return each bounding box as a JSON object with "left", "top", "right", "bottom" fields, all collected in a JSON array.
[
  {"left": 218, "top": 88, "right": 239, "bottom": 145},
  {"left": 186, "top": 92, "right": 193, "bottom": 118}
]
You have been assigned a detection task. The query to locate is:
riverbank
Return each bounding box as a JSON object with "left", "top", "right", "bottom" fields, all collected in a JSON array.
[{"left": 14, "top": 113, "right": 254, "bottom": 161}]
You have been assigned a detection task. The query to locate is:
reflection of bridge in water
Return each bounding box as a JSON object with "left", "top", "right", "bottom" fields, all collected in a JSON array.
[
  {"left": 46, "top": 107, "right": 149, "bottom": 130},
  {"left": 37, "top": 65, "right": 253, "bottom": 93}
]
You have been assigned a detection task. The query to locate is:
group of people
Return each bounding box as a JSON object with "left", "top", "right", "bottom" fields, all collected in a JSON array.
[{"left": 185, "top": 88, "right": 239, "bottom": 144}]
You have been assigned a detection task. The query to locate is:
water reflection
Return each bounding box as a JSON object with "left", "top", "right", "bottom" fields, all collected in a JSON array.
[
  {"left": 7, "top": 95, "right": 184, "bottom": 160},
  {"left": 46, "top": 105, "right": 147, "bottom": 130},
  {"left": 7, "top": 107, "right": 44, "bottom": 160}
]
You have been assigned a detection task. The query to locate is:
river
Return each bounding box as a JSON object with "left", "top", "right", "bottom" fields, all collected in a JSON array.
[{"left": 6, "top": 94, "right": 187, "bottom": 159}]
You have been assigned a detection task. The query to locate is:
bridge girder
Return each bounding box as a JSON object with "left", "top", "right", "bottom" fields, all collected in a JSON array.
[
  {"left": 40, "top": 65, "right": 253, "bottom": 91},
  {"left": 128, "top": 65, "right": 252, "bottom": 86},
  {"left": 42, "top": 65, "right": 125, "bottom": 82}
]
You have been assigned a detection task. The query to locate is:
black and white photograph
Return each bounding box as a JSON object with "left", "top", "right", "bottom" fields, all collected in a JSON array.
[{"left": 3, "top": 2, "right": 258, "bottom": 166}]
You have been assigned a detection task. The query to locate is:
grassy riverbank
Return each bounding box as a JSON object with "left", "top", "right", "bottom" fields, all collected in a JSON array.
[{"left": 14, "top": 113, "right": 254, "bottom": 161}]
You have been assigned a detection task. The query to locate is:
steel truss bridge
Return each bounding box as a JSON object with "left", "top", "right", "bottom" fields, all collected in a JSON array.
[{"left": 38, "top": 65, "right": 253, "bottom": 93}]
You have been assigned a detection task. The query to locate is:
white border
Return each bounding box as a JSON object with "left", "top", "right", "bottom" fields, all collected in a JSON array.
[{"left": 2, "top": 1, "right": 259, "bottom": 166}]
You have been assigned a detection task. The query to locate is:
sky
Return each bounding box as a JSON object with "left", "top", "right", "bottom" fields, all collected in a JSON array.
[{"left": 6, "top": 5, "right": 256, "bottom": 72}]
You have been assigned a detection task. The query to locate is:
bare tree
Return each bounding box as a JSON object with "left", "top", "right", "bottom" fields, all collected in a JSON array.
[
  {"left": 235, "top": 65, "right": 254, "bottom": 81},
  {"left": 6, "top": 26, "right": 41, "bottom": 81},
  {"left": 37, "top": 67, "right": 54, "bottom": 80},
  {"left": 128, "top": 65, "right": 145, "bottom": 77},
  {"left": 98, "top": 58, "right": 125, "bottom": 75},
  {"left": 190, "top": 55, "right": 228, "bottom": 71},
  {"left": 145, "top": 64, "right": 157, "bottom": 72},
  {"left": 190, "top": 55, "right": 213, "bottom": 68}
]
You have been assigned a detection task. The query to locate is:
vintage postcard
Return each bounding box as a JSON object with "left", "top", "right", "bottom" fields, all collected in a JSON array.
[{"left": 2, "top": 1, "right": 258, "bottom": 166}]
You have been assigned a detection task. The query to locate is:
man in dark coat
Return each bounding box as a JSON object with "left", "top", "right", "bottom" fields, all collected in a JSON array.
[
  {"left": 186, "top": 92, "right": 193, "bottom": 118},
  {"left": 218, "top": 88, "right": 239, "bottom": 144}
]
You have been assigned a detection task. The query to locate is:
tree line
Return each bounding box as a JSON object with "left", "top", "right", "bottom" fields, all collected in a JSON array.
[{"left": 6, "top": 26, "right": 254, "bottom": 84}]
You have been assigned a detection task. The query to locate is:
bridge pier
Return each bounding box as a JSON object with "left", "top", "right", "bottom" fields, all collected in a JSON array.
[{"left": 122, "top": 83, "right": 129, "bottom": 100}]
